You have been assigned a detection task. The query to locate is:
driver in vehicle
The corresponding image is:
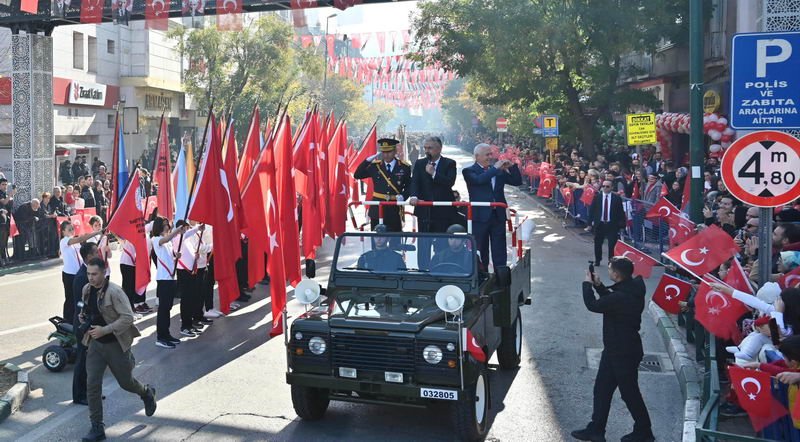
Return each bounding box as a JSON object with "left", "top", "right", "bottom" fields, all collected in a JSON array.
[
  {"left": 429, "top": 224, "right": 472, "bottom": 272},
  {"left": 357, "top": 225, "right": 406, "bottom": 272}
]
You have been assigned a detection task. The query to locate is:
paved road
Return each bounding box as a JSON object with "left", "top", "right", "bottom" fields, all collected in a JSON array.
[{"left": 0, "top": 146, "right": 683, "bottom": 441}]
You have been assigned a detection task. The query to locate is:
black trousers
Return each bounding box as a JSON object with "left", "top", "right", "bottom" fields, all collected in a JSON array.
[
  {"left": 62, "top": 272, "right": 76, "bottom": 322},
  {"left": 156, "top": 280, "right": 176, "bottom": 341},
  {"left": 72, "top": 341, "right": 87, "bottom": 402},
  {"left": 590, "top": 351, "right": 652, "bottom": 435},
  {"left": 177, "top": 269, "right": 199, "bottom": 330},
  {"left": 120, "top": 264, "right": 141, "bottom": 308},
  {"left": 193, "top": 268, "right": 208, "bottom": 321},
  {"left": 202, "top": 262, "right": 214, "bottom": 311},
  {"left": 368, "top": 205, "right": 402, "bottom": 232},
  {"left": 593, "top": 223, "right": 619, "bottom": 264}
]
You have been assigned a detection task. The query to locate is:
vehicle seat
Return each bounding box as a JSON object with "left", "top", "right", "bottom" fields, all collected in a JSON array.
[{"left": 57, "top": 322, "right": 74, "bottom": 335}]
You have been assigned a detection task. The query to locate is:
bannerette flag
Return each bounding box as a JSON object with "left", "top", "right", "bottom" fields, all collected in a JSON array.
[
  {"left": 667, "top": 212, "right": 696, "bottom": 248},
  {"left": 265, "top": 128, "right": 286, "bottom": 337},
  {"left": 779, "top": 266, "right": 800, "bottom": 289},
  {"left": 695, "top": 278, "right": 748, "bottom": 342},
  {"left": 20, "top": 0, "right": 38, "bottom": 14},
  {"left": 107, "top": 174, "right": 151, "bottom": 294},
  {"left": 645, "top": 197, "right": 680, "bottom": 220},
  {"left": 613, "top": 241, "right": 660, "bottom": 278},
  {"left": 580, "top": 185, "right": 596, "bottom": 206},
  {"left": 728, "top": 365, "right": 787, "bottom": 431},
  {"left": 663, "top": 225, "right": 739, "bottom": 278},
  {"left": 9, "top": 214, "right": 19, "bottom": 237},
  {"left": 651, "top": 274, "right": 692, "bottom": 314}
]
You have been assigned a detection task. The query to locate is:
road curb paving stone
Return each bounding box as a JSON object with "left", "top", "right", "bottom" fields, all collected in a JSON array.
[{"left": 0, "top": 362, "right": 30, "bottom": 424}]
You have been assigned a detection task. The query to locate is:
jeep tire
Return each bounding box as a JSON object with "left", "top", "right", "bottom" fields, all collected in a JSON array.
[
  {"left": 452, "top": 366, "right": 489, "bottom": 441},
  {"left": 497, "top": 308, "right": 522, "bottom": 369},
  {"left": 291, "top": 385, "right": 330, "bottom": 420}
]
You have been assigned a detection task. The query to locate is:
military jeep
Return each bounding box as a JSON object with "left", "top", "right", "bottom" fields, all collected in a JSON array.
[{"left": 286, "top": 230, "right": 531, "bottom": 441}]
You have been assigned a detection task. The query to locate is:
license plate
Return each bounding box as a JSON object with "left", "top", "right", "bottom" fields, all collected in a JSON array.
[{"left": 420, "top": 388, "right": 458, "bottom": 401}]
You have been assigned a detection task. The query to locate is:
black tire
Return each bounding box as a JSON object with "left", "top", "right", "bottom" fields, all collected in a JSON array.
[
  {"left": 291, "top": 385, "right": 330, "bottom": 421},
  {"left": 497, "top": 308, "right": 522, "bottom": 369},
  {"left": 452, "top": 366, "right": 489, "bottom": 441},
  {"left": 43, "top": 345, "right": 68, "bottom": 372}
]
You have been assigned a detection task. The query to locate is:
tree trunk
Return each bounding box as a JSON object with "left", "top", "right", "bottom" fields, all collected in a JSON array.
[{"left": 577, "top": 116, "right": 596, "bottom": 159}]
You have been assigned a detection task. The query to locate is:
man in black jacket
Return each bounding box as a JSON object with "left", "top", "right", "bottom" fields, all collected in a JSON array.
[
  {"left": 72, "top": 242, "right": 99, "bottom": 406},
  {"left": 572, "top": 257, "right": 654, "bottom": 442},
  {"left": 589, "top": 180, "right": 626, "bottom": 265}
]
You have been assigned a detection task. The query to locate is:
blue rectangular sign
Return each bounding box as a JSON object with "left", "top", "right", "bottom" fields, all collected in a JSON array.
[{"left": 731, "top": 31, "right": 800, "bottom": 130}]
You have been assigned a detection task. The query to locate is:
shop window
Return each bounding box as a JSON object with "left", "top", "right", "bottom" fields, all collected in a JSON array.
[
  {"left": 88, "top": 36, "right": 97, "bottom": 73},
  {"left": 73, "top": 32, "right": 84, "bottom": 70},
  {"left": 107, "top": 39, "right": 115, "bottom": 54}
]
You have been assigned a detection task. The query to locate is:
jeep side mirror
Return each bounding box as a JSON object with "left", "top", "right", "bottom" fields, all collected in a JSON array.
[{"left": 305, "top": 259, "right": 316, "bottom": 279}]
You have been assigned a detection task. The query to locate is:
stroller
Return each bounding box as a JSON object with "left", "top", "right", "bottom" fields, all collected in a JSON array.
[{"left": 42, "top": 316, "right": 78, "bottom": 372}]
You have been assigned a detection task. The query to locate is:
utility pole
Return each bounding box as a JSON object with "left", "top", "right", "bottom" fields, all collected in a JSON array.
[{"left": 688, "top": 0, "right": 704, "bottom": 223}]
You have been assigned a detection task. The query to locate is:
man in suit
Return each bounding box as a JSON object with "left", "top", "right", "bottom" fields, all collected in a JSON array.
[
  {"left": 463, "top": 143, "right": 522, "bottom": 270},
  {"left": 353, "top": 138, "right": 411, "bottom": 232},
  {"left": 408, "top": 136, "right": 457, "bottom": 268},
  {"left": 590, "top": 180, "right": 626, "bottom": 265}
]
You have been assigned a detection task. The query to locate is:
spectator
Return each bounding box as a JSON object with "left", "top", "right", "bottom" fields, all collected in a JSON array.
[
  {"left": 60, "top": 160, "right": 73, "bottom": 186},
  {"left": 72, "top": 188, "right": 85, "bottom": 211},
  {"left": 0, "top": 178, "right": 14, "bottom": 265},
  {"left": 72, "top": 158, "right": 84, "bottom": 184},
  {"left": 38, "top": 192, "right": 60, "bottom": 257},
  {"left": 640, "top": 174, "right": 662, "bottom": 204},
  {"left": 82, "top": 176, "right": 97, "bottom": 208},
  {"left": 93, "top": 181, "right": 107, "bottom": 222},
  {"left": 13, "top": 198, "right": 43, "bottom": 260},
  {"left": 590, "top": 180, "right": 626, "bottom": 265},
  {"left": 666, "top": 181, "right": 682, "bottom": 209}
]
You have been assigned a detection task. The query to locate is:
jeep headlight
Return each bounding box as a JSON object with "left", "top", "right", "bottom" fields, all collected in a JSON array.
[
  {"left": 308, "top": 336, "right": 327, "bottom": 355},
  {"left": 423, "top": 345, "right": 443, "bottom": 364}
]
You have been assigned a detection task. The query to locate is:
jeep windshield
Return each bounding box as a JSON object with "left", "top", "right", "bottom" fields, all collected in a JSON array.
[
  {"left": 331, "top": 290, "right": 441, "bottom": 322},
  {"left": 333, "top": 232, "right": 476, "bottom": 278}
]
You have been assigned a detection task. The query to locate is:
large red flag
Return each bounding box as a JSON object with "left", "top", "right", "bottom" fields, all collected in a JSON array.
[
  {"left": 292, "top": 109, "right": 313, "bottom": 176},
  {"left": 327, "top": 120, "right": 349, "bottom": 238},
  {"left": 695, "top": 280, "right": 748, "bottom": 341},
  {"left": 145, "top": 0, "right": 169, "bottom": 30},
  {"left": 265, "top": 130, "right": 287, "bottom": 337},
  {"left": 651, "top": 274, "right": 692, "bottom": 314},
  {"left": 300, "top": 110, "right": 323, "bottom": 259},
  {"left": 237, "top": 105, "right": 261, "bottom": 189},
  {"left": 107, "top": 174, "right": 151, "bottom": 294},
  {"left": 725, "top": 258, "right": 754, "bottom": 294},
  {"left": 728, "top": 366, "right": 787, "bottom": 431},
  {"left": 276, "top": 115, "right": 302, "bottom": 286},
  {"left": 645, "top": 197, "right": 680, "bottom": 220},
  {"left": 580, "top": 185, "right": 596, "bottom": 206},
  {"left": 240, "top": 134, "right": 272, "bottom": 288},
  {"left": 667, "top": 212, "right": 696, "bottom": 248},
  {"left": 663, "top": 225, "right": 739, "bottom": 277},
  {"left": 80, "top": 0, "right": 103, "bottom": 23},
  {"left": 779, "top": 266, "right": 800, "bottom": 289},
  {"left": 222, "top": 119, "right": 246, "bottom": 232},
  {"left": 613, "top": 241, "right": 660, "bottom": 278},
  {"left": 216, "top": 0, "right": 242, "bottom": 30},
  {"left": 188, "top": 114, "right": 241, "bottom": 313},
  {"left": 348, "top": 124, "right": 377, "bottom": 174},
  {"left": 152, "top": 116, "right": 174, "bottom": 220}
]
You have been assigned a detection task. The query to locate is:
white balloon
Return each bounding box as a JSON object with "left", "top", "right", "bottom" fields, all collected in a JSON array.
[
  {"left": 708, "top": 130, "right": 722, "bottom": 141},
  {"left": 718, "top": 117, "right": 727, "bottom": 126},
  {"left": 723, "top": 127, "right": 735, "bottom": 136},
  {"left": 721, "top": 141, "right": 732, "bottom": 148},
  {"left": 708, "top": 113, "right": 719, "bottom": 122},
  {"left": 709, "top": 144, "right": 722, "bottom": 153}
]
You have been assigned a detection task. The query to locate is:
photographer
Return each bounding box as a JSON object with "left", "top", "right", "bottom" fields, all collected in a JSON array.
[
  {"left": 79, "top": 258, "right": 156, "bottom": 441},
  {"left": 572, "top": 257, "right": 654, "bottom": 442}
]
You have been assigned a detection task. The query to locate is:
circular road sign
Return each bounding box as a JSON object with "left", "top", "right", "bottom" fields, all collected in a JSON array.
[
  {"left": 496, "top": 117, "right": 508, "bottom": 129},
  {"left": 720, "top": 130, "right": 800, "bottom": 207}
]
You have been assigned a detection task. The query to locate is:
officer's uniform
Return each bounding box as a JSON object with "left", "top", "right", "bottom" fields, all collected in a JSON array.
[
  {"left": 357, "top": 246, "right": 406, "bottom": 272},
  {"left": 354, "top": 138, "right": 411, "bottom": 232}
]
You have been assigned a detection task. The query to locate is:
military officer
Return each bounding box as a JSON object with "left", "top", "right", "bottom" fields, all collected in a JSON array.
[
  {"left": 357, "top": 225, "right": 406, "bottom": 272},
  {"left": 354, "top": 138, "right": 412, "bottom": 232}
]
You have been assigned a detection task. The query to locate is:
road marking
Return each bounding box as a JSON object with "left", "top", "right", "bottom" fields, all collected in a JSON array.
[
  {"left": 0, "top": 268, "right": 61, "bottom": 288},
  {"left": 0, "top": 321, "right": 50, "bottom": 337}
]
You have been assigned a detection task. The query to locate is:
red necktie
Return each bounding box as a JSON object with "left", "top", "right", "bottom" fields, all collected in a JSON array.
[{"left": 603, "top": 195, "right": 610, "bottom": 222}]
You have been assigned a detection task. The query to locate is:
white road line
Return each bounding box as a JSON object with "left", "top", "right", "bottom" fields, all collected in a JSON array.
[
  {"left": 0, "top": 268, "right": 61, "bottom": 288},
  {"left": 0, "top": 321, "right": 51, "bottom": 337}
]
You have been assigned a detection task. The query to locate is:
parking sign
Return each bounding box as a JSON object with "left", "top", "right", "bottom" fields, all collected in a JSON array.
[{"left": 730, "top": 31, "right": 800, "bottom": 130}]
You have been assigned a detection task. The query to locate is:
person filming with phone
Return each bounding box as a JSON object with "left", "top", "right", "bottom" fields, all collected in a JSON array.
[{"left": 572, "top": 256, "right": 654, "bottom": 442}]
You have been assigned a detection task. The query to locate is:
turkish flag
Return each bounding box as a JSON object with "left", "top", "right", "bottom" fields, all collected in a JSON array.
[
  {"left": 651, "top": 274, "right": 692, "bottom": 314},
  {"left": 725, "top": 258, "right": 754, "bottom": 294},
  {"left": 663, "top": 225, "right": 739, "bottom": 277},
  {"left": 188, "top": 114, "right": 241, "bottom": 313},
  {"left": 462, "top": 328, "right": 486, "bottom": 363},
  {"left": 348, "top": 123, "right": 377, "bottom": 174},
  {"left": 300, "top": 111, "right": 324, "bottom": 259},
  {"left": 645, "top": 197, "right": 680, "bottom": 220},
  {"left": 613, "top": 241, "right": 660, "bottom": 278},
  {"left": 145, "top": 0, "right": 169, "bottom": 30},
  {"left": 153, "top": 116, "right": 174, "bottom": 220},
  {"left": 275, "top": 115, "right": 302, "bottom": 286},
  {"left": 106, "top": 175, "right": 151, "bottom": 294},
  {"left": 216, "top": 0, "right": 242, "bottom": 30},
  {"left": 237, "top": 105, "right": 261, "bottom": 190},
  {"left": 536, "top": 174, "right": 556, "bottom": 198},
  {"left": 222, "top": 118, "right": 246, "bottom": 232},
  {"left": 560, "top": 186, "right": 574, "bottom": 206},
  {"left": 264, "top": 125, "right": 287, "bottom": 337},
  {"left": 666, "top": 212, "right": 696, "bottom": 248},
  {"left": 580, "top": 185, "right": 597, "bottom": 206},
  {"left": 728, "top": 366, "right": 787, "bottom": 431},
  {"left": 695, "top": 280, "right": 748, "bottom": 342},
  {"left": 69, "top": 214, "right": 91, "bottom": 236},
  {"left": 292, "top": 109, "right": 313, "bottom": 180},
  {"left": 240, "top": 132, "right": 272, "bottom": 288},
  {"left": 80, "top": 0, "right": 103, "bottom": 23},
  {"left": 326, "top": 120, "right": 348, "bottom": 238},
  {"left": 779, "top": 266, "right": 800, "bottom": 289},
  {"left": 9, "top": 214, "right": 19, "bottom": 237},
  {"left": 20, "top": 0, "right": 38, "bottom": 14}
]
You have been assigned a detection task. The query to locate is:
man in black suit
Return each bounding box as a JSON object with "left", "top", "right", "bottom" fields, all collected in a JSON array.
[
  {"left": 590, "top": 180, "right": 626, "bottom": 265},
  {"left": 408, "top": 136, "right": 457, "bottom": 268}
]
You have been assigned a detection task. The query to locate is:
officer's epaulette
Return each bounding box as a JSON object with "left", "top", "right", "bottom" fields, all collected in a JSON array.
[
  {"left": 400, "top": 160, "right": 411, "bottom": 167},
  {"left": 372, "top": 159, "right": 382, "bottom": 164}
]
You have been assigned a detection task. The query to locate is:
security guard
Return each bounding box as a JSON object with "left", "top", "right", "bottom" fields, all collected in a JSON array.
[{"left": 354, "top": 138, "right": 411, "bottom": 232}]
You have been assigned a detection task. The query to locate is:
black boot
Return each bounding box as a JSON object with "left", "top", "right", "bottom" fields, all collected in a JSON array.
[
  {"left": 571, "top": 426, "right": 606, "bottom": 442},
  {"left": 143, "top": 385, "right": 157, "bottom": 417},
  {"left": 621, "top": 431, "right": 655, "bottom": 442},
  {"left": 82, "top": 422, "right": 106, "bottom": 442}
]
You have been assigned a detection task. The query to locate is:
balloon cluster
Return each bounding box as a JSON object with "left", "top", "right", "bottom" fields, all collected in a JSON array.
[
  {"left": 498, "top": 146, "right": 523, "bottom": 166},
  {"left": 655, "top": 112, "right": 737, "bottom": 158}
]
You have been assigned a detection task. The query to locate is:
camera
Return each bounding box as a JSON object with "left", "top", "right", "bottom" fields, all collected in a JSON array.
[
  {"left": 76, "top": 300, "right": 93, "bottom": 336},
  {"left": 588, "top": 260, "right": 595, "bottom": 278}
]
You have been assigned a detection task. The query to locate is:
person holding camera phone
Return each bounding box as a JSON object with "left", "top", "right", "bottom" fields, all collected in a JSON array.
[
  {"left": 79, "top": 258, "right": 156, "bottom": 442},
  {"left": 71, "top": 241, "right": 99, "bottom": 406}
]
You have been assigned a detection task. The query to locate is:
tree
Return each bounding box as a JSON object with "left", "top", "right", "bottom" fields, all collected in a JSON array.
[{"left": 413, "top": 0, "right": 691, "bottom": 157}]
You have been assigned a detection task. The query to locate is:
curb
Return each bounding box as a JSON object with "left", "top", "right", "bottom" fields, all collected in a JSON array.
[
  {"left": 0, "top": 363, "right": 30, "bottom": 423},
  {"left": 0, "top": 258, "right": 61, "bottom": 277},
  {"left": 648, "top": 302, "right": 701, "bottom": 442}
]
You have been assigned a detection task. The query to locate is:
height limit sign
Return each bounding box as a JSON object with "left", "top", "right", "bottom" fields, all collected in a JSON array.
[{"left": 720, "top": 130, "right": 800, "bottom": 207}]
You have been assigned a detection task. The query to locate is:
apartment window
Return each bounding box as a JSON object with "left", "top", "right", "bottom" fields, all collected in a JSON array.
[
  {"left": 73, "top": 32, "right": 84, "bottom": 70},
  {"left": 107, "top": 39, "right": 115, "bottom": 54},
  {"left": 108, "top": 114, "right": 115, "bottom": 128},
  {"left": 88, "top": 36, "right": 97, "bottom": 73}
]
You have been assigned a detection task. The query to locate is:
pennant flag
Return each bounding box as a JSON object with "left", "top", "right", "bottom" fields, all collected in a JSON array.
[
  {"left": 172, "top": 144, "right": 190, "bottom": 224},
  {"left": 580, "top": 185, "right": 597, "bottom": 206},
  {"left": 237, "top": 105, "right": 261, "bottom": 189},
  {"left": 80, "top": 0, "right": 103, "bottom": 23},
  {"left": 779, "top": 266, "right": 800, "bottom": 289},
  {"left": 695, "top": 279, "right": 748, "bottom": 341},
  {"left": 107, "top": 174, "right": 151, "bottom": 294},
  {"left": 666, "top": 212, "right": 696, "bottom": 248},
  {"left": 216, "top": 0, "right": 242, "bottom": 30},
  {"left": 9, "top": 214, "right": 19, "bottom": 237},
  {"left": 646, "top": 197, "right": 680, "bottom": 220},
  {"left": 725, "top": 257, "right": 754, "bottom": 294},
  {"left": 663, "top": 225, "right": 739, "bottom": 278},
  {"left": 613, "top": 241, "right": 660, "bottom": 278},
  {"left": 145, "top": 0, "right": 169, "bottom": 30},
  {"left": 651, "top": 274, "right": 692, "bottom": 314},
  {"left": 728, "top": 366, "right": 788, "bottom": 431},
  {"left": 152, "top": 116, "right": 174, "bottom": 220}
]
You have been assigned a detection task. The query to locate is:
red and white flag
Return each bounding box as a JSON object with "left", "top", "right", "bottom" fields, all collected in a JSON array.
[
  {"left": 9, "top": 214, "right": 19, "bottom": 237},
  {"left": 265, "top": 128, "right": 287, "bottom": 337},
  {"left": 580, "top": 185, "right": 596, "bottom": 206},
  {"left": 347, "top": 123, "right": 376, "bottom": 174},
  {"left": 21, "top": 0, "right": 38, "bottom": 13},
  {"left": 216, "top": 0, "right": 242, "bottom": 31},
  {"left": 222, "top": 118, "right": 246, "bottom": 233},
  {"left": 651, "top": 274, "right": 692, "bottom": 314},
  {"left": 725, "top": 258, "right": 754, "bottom": 294},
  {"left": 69, "top": 214, "right": 91, "bottom": 236},
  {"left": 695, "top": 279, "right": 748, "bottom": 342},
  {"left": 276, "top": 115, "right": 302, "bottom": 286},
  {"left": 240, "top": 130, "right": 272, "bottom": 288},
  {"left": 663, "top": 225, "right": 739, "bottom": 277},
  {"left": 779, "top": 266, "right": 800, "bottom": 289},
  {"left": 613, "top": 241, "right": 660, "bottom": 278},
  {"left": 106, "top": 175, "right": 151, "bottom": 294},
  {"left": 645, "top": 197, "right": 680, "bottom": 220},
  {"left": 462, "top": 329, "right": 486, "bottom": 363},
  {"left": 728, "top": 366, "right": 787, "bottom": 431},
  {"left": 152, "top": 116, "right": 174, "bottom": 219},
  {"left": 80, "top": 0, "right": 103, "bottom": 23},
  {"left": 560, "top": 186, "right": 574, "bottom": 207},
  {"left": 327, "top": 120, "right": 349, "bottom": 239},
  {"left": 537, "top": 174, "right": 556, "bottom": 198},
  {"left": 666, "top": 212, "right": 696, "bottom": 248},
  {"left": 145, "top": 0, "right": 169, "bottom": 30}
]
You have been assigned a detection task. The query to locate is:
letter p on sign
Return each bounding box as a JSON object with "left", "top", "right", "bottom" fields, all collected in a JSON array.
[{"left": 757, "top": 39, "right": 792, "bottom": 77}]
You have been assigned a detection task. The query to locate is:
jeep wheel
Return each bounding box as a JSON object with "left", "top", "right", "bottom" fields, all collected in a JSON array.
[
  {"left": 43, "top": 345, "right": 69, "bottom": 372},
  {"left": 291, "top": 385, "right": 329, "bottom": 420},
  {"left": 497, "top": 308, "right": 522, "bottom": 369},
  {"left": 452, "top": 366, "right": 489, "bottom": 441}
]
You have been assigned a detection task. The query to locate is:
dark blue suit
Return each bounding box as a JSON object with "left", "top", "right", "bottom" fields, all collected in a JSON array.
[{"left": 463, "top": 163, "right": 522, "bottom": 270}]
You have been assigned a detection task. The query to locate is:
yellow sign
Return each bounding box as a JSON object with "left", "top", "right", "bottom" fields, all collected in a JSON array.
[
  {"left": 545, "top": 137, "right": 558, "bottom": 151},
  {"left": 543, "top": 116, "right": 558, "bottom": 129},
  {"left": 625, "top": 112, "right": 657, "bottom": 145},
  {"left": 703, "top": 90, "right": 721, "bottom": 113}
]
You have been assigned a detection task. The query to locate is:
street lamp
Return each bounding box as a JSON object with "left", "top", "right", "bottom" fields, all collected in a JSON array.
[{"left": 323, "top": 13, "right": 338, "bottom": 89}]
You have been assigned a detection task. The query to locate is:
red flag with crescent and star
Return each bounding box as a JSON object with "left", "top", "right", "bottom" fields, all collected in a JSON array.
[
  {"left": 645, "top": 197, "right": 680, "bottom": 220},
  {"left": 560, "top": 186, "right": 574, "bottom": 207},
  {"left": 725, "top": 258, "right": 754, "bottom": 294},
  {"left": 462, "top": 328, "right": 486, "bottom": 363},
  {"left": 651, "top": 274, "right": 692, "bottom": 314},
  {"left": 580, "top": 185, "right": 596, "bottom": 206},
  {"left": 728, "top": 366, "right": 787, "bottom": 431},
  {"left": 106, "top": 174, "right": 151, "bottom": 294},
  {"left": 145, "top": 0, "right": 170, "bottom": 30},
  {"left": 613, "top": 241, "right": 660, "bottom": 278},
  {"left": 537, "top": 174, "right": 556, "bottom": 198},
  {"left": 666, "top": 212, "right": 696, "bottom": 248},
  {"left": 779, "top": 266, "right": 800, "bottom": 289},
  {"left": 265, "top": 127, "right": 287, "bottom": 337},
  {"left": 216, "top": 0, "right": 242, "bottom": 31},
  {"left": 80, "top": 0, "right": 103, "bottom": 22},
  {"left": 694, "top": 279, "right": 748, "bottom": 342},
  {"left": 663, "top": 225, "right": 739, "bottom": 278}
]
